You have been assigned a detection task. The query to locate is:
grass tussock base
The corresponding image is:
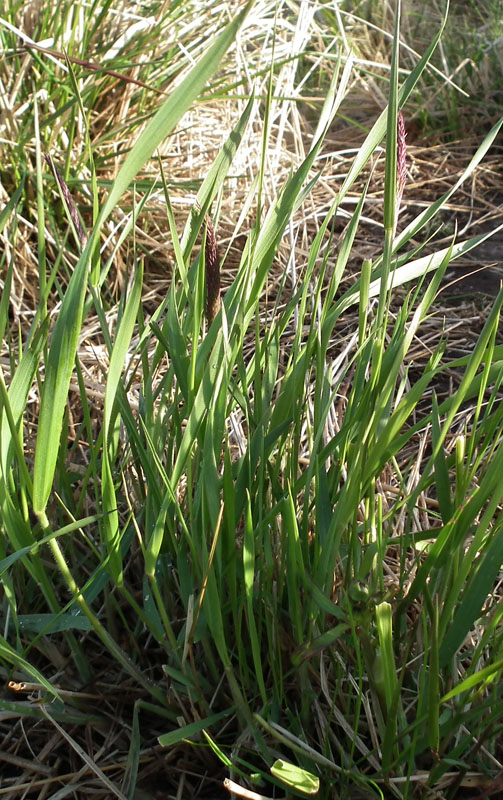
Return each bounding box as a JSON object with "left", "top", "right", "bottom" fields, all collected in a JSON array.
[{"left": 1, "top": 1, "right": 503, "bottom": 799}]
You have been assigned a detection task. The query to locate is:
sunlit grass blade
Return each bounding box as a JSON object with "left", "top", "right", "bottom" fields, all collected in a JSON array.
[
  {"left": 32, "top": 2, "right": 253, "bottom": 514},
  {"left": 180, "top": 95, "right": 254, "bottom": 260}
]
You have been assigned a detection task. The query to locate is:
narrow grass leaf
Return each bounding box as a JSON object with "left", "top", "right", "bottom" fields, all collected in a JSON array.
[
  {"left": 0, "top": 636, "right": 62, "bottom": 700},
  {"left": 339, "top": 3, "right": 448, "bottom": 200},
  {"left": 158, "top": 708, "right": 233, "bottom": 747},
  {"left": 0, "top": 320, "right": 48, "bottom": 482},
  {"left": 292, "top": 624, "right": 349, "bottom": 666},
  {"left": 439, "top": 521, "right": 503, "bottom": 667},
  {"left": 382, "top": 0, "right": 400, "bottom": 235},
  {"left": 180, "top": 95, "right": 254, "bottom": 258},
  {"left": 375, "top": 602, "right": 397, "bottom": 713},
  {"left": 102, "top": 261, "right": 143, "bottom": 582},
  {"left": 427, "top": 594, "right": 440, "bottom": 754},
  {"left": 33, "top": 2, "right": 252, "bottom": 512},
  {"left": 124, "top": 701, "right": 141, "bottom": 800},
  {"left": 431, "top": 394, "right": 453, "bottom": 524},
  {"left": 284, "top": 486, "right": 304, "bottom": 646},
  {"left": 0, "top": 177, "right": 25, "bottom": 236},
  {"left": 0, "top": 263, "right": 13, "bottom": 354},
  {"left": 99, "top": 3, "right": 253, "bottom": 226},
  {"left": 243, "top": 492, "right": 267, "bottom": 704},
  {"left": 201, "top": 729, "right": 233, "bottom": 768},
  {"left": 440, "top": 659, "right": 503, "bottom": 703},
  {"left": 32, "top": 245, "right": 90, "bottom": 513},
  {"left": 0, "top": 697, "right": 102, "bottom": 724}
]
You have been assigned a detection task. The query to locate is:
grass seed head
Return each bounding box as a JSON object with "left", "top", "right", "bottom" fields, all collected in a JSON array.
[
  {"left": 395, "top": 111, "right": 407, "bottom": 224},
  {"left": 205, "top": 213, "right": 221, "bottom": 326},
  {"left": 45, "top": 155, "right": 88, "bottom": 249}
]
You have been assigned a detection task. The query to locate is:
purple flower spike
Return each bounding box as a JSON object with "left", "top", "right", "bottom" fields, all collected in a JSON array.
[
  {"left": 45, "top": 155, "right": 88, "bottom": 248},
  {"left": 204, "top": 214, "right": 221, "bottom": 326}
]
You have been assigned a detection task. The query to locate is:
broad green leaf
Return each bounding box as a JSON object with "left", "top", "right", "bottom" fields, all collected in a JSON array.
[{"left": 271, "top": 759, "right": 320, "bottom": 795}]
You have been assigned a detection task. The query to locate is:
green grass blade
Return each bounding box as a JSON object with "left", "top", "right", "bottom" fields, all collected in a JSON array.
[
  {"left": 32, "top": 2, "right": 253, "bottom": 513},
  {"left": 427, "top": 594, "right": 440, "bottom": 755},
  {"left": 339, "top": 2, "right": 449, "bottom": 200},
  {"left": 0, "top": 319, "right": 48, "bottom": 484},
  {"left": 158, "top": 708, "right": 233, "bottom": 747},
  {"left": 180, "top": 95, "right": 254, "bottom": 259},
  {"left": 99, "top": 3, "right": 253, "bottom": 227},
  {"left": 441, "top": 659, "right": 503, "bottom": 703},
  {"left": 101, "top": 260, "right": 143, "bottom": 583},
  {"left": 375, "top": 602, "right": 397, "bottom": 714},
  {"left": 0, "top": 635, "right": 63, "bottom": 700},
  {"left": 243, "top": 492, "right": 267, "bottom": 704},
  {"left": 439, "top": 515, "right": 503, "bottom": 667}
]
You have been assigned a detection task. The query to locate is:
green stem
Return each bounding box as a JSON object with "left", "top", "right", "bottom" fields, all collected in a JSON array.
[{"left": 37, "top": 510, "right": 167, "bottom": 705}]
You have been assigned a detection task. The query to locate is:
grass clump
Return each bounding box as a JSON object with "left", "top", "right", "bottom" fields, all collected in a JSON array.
[{"left": 1, "top": 1, "right": 503, "bottom": 798}]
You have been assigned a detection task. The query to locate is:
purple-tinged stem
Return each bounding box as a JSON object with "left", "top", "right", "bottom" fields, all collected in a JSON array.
[{"left": 45, "top": 155, "right": 88, "bottom": 248}]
